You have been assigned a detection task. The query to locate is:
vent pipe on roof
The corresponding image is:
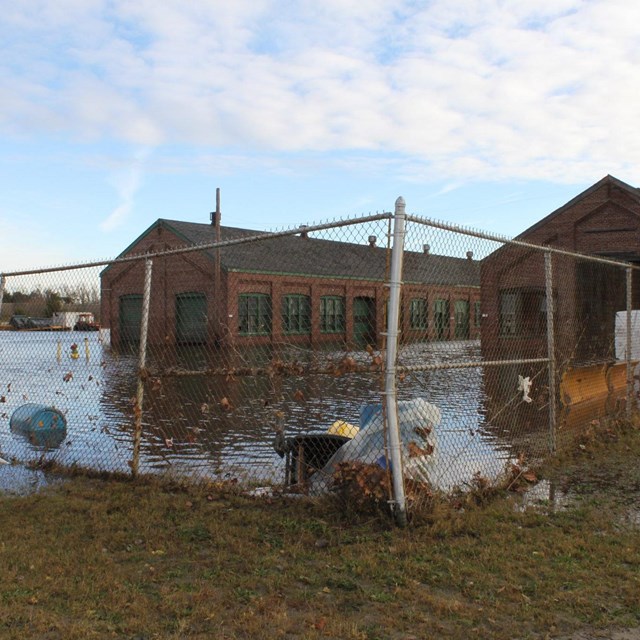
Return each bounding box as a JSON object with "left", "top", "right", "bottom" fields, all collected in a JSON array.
[
  {"left": 368, "top": 235, "right": 377, "bottom": 247},
  {"left": 210, "top": 187, "right": 221, "bottom": 229},
  {"left": 466, "top": 251, "right": 473, "bottom": 260},
  {"left": 423, "top": 244, "right": 430, "bottom": 255}
]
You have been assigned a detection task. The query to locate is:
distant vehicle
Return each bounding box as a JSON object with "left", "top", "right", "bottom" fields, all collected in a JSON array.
[
  {"left": 9, "top": 315, "right": 55, "bottom": 330},
  {"left": 52, "top": 311, "right": 94, "bottom": 330},
  {"left": 9, "top": 315, "right": 31, "bottom": 329},
  {"left": 73, "top": 312, "right": 100, "bottom": 331}
]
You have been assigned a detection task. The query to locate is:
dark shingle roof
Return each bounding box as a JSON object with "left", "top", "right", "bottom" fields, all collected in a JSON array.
[{"left": 160, "top": 219, "right": 479, "bottom": 288}]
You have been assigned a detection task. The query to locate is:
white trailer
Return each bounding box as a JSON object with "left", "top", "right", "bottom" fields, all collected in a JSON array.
[
  {"left": 51, "top": 311, "right": 96, "bottom": 329},
  {"left": 614, "top": 310, "right": 640, "bottom": 361}
]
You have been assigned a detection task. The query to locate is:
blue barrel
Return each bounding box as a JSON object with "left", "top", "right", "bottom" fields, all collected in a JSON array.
[{"left": 10, "top": 403, "right": 67, "bottom": 448}]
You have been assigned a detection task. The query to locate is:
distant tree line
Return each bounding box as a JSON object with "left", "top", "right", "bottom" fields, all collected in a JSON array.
[{"left": 2, "top": 284, "right": 100, "bottom": 318}]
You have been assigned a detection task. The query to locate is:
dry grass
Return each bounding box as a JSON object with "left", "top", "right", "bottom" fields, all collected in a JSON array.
[{"left": 1, "top": 426, "right": 640, "bottom": 639}]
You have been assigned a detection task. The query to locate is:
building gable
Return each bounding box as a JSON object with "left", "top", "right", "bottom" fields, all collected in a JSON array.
[
  {"left": 517, "top": 175, "right": 640, "bottom": 244},
  {"left": 574, "top": 201, "right": 640, "bottom": 256},
  {"left": 483, "top": 175, "right": 640, "bottom": 271},
  {"left": 100, "top": 219, "right": 207, "bottom": 278}
]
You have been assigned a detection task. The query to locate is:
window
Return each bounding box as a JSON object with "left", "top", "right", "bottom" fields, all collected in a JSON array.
[
  {"left": 282, "top": 294, "right": 311, "bottom": 334},
  {"left": 238, "top": 294, "right": 272, "bottom": 335},
  {"left": 499, "top": 289, "right": 547, "bottom": 336},
  {"left": 500, "top": 292, "right": 518, "bottom": 335},
  {"left": 175, "top": 292, "right": 207, "bottom": 344},
  {"left": 433, "top": 299, "right": 449, "bottom": 340},
  {"left": 119, "top": 294, "right": 143, "bottom": 344},
  {"left": 474, "top": 301, "right": 481, "bottom": 328},
  {"left": 454, "top": 300, "right": 470, "bottom": 339},
  {"left": 409, "top": 298, "right": 428, "bottom": 330},
  {"left": 320, "top": 296, "right": 345, "bottom": 333}
]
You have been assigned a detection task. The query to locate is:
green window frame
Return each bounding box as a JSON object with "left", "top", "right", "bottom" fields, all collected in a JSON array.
[
  {"left": 409, "top": 298, "right": 428, "bottom": 330},
  {"left": 433, "top": 299, "right": 449, "bottom": 340},
  {"left": 175, "top": 292, "right": 208, "bottom": 344},
  {"left": 454, "top": 299, "right": 470, "bottom": 339},
  {"left": 499, "top": 289, "right": 547, "bottom": 337},
  {"left": 320, "top": 296, "right": 345, "bottom": 333},
  {"left": 499, "top": 292, "right": 518, "bottom": 335},
  {"left": 282, "top": 294, "right": 311, "bottom": 334},
  {"left": 119, "top": 294, "right": 143, "bottom": 344},
  {"left": 474, "top": 301, "right": 481, "bottom": 327},
  {"left": 238, "top": 293, "right": 272, "bottom": 336}
]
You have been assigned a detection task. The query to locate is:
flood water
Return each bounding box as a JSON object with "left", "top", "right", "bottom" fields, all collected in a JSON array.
[{"left": 0, "top": 331, "right": 536, "bottom": 491}]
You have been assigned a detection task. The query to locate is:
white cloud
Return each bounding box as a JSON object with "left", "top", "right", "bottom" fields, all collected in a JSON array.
[
  {"left": 100, "top": 147, "right": 152, "bottom": 231},
  {"left": 2, "top": 0, "right": 640, "bottom": 183}
]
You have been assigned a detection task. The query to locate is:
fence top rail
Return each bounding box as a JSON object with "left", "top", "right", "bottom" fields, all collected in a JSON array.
[
  {"left": 406, "top": 213, "right": 640, "bottom": 270},
  {"left": 7, "top": 207, "right": 636, "bottom": 278},
  {"left": 1, "top": 212, "right": 392, "bottom": 278}
]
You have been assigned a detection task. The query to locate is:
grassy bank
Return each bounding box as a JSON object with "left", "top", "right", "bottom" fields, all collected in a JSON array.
[{"left": 1, "top": 427, "right": 639, "bottom": 640}]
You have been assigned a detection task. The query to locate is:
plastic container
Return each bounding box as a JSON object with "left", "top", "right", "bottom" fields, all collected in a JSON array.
[
  {"left": 327, "top": 420, "right": 359, "bottom": 439},
  {"left": 10, "top": 403, "right": 67, "bottom": 448},
  {"left": 310, "top": 398, "right": 441, "bottom": 493}
]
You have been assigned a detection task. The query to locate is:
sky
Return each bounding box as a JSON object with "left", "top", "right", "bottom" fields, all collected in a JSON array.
[{"left": 2, "top": 0, "right": 640, "bottom": 272}]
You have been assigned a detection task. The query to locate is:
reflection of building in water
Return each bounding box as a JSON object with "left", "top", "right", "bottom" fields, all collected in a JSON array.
[
  {"left": 101, "top": 209, "right": 480, "bottom": 349},
  {"left": 481, "top": 175, "right": 640, "bottom": 433},
  {"left": 96, "top": 341, "right": 390, "bottom": 475},
  {"left": 480, "top": 363, "right": 551, "bottom": 453}
]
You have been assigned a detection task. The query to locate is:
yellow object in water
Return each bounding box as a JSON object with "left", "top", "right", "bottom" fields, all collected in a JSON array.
[{"left": 328, "top": 420, "right": 359, "bottom": 439}]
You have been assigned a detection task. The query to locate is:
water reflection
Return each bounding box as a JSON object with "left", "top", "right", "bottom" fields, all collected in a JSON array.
[{"left": 0, "top": 333, "right": 541, "bottom": 489}]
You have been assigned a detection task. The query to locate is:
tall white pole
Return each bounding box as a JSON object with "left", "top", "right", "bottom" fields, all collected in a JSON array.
[
  {"left": 385, "top": 197, "right": 408, "bottom": 526},
  {"left": 132, "top": 258, "right": 153, "bottom": 478}
]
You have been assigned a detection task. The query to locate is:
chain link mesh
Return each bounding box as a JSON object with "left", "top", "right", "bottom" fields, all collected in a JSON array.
[{"left": 1, "top": 211, "right": 637, "bottom": 519}]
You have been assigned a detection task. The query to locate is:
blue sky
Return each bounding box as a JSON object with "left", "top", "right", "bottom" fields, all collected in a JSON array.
[{"left": 2, "top": 0, "right": 640, "bottom": 270}]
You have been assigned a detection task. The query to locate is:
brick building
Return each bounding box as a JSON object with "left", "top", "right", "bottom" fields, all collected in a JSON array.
[
  {"left": 100, "top": 215, "right": 480, "bottom": 349},
  {"left": 481, "top": 175, "right": 640, "bottom": 366}
]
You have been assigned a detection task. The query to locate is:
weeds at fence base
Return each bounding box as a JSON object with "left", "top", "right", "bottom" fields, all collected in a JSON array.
[
  {"left": 560, "top": 411, "right": 640, "bottom": 459},
  {"left": 331, "top": 461, "right": 390, "bottom": 515},
  {"left": 24, "top": 458, "right": 134, "bottom": 484},
  {"left": 19, "top": 458, "right": 254, "bottom": 499},
  {"left": 315, "top": 415, "right": 640, "bottom": 524},
  {"left": 8, "top": 411, "right": 640, "bottom": 527},
  {"left": 4, "top": 454, "right": 549, "bottom": 527}
]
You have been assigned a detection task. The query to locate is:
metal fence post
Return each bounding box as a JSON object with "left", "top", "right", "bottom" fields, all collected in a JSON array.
[
  {"left": 0, "top": 275, "right": 5, "bottom": 321},
  {"left": 544, "top": 252, "right": 557, "bottom": 453},
  {"left": 626, "top": 267, "right": 633, "bottom": 418},
  {"left": 385, "top": 197, "right": 408, "bottom": 527},
  {"left": 131, "top": 258, "right": 153, "bottom": 478}
]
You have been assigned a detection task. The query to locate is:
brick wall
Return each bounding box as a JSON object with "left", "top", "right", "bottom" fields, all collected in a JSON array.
[
  {"left": 102, "top": 224, "right": 480, "bottom": 349},
  {"left": 481, "top": 177, "right": 640, "bottom": 364}
]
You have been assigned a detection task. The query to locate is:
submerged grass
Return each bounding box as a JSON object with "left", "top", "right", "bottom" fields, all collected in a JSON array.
[{"left": 1, "top": 426, "right": 640, "bottom": 639}]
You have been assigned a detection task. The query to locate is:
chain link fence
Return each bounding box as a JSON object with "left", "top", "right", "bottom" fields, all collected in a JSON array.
[{"left": 1, "top": 200, "right": 638, "bottom": 523}]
